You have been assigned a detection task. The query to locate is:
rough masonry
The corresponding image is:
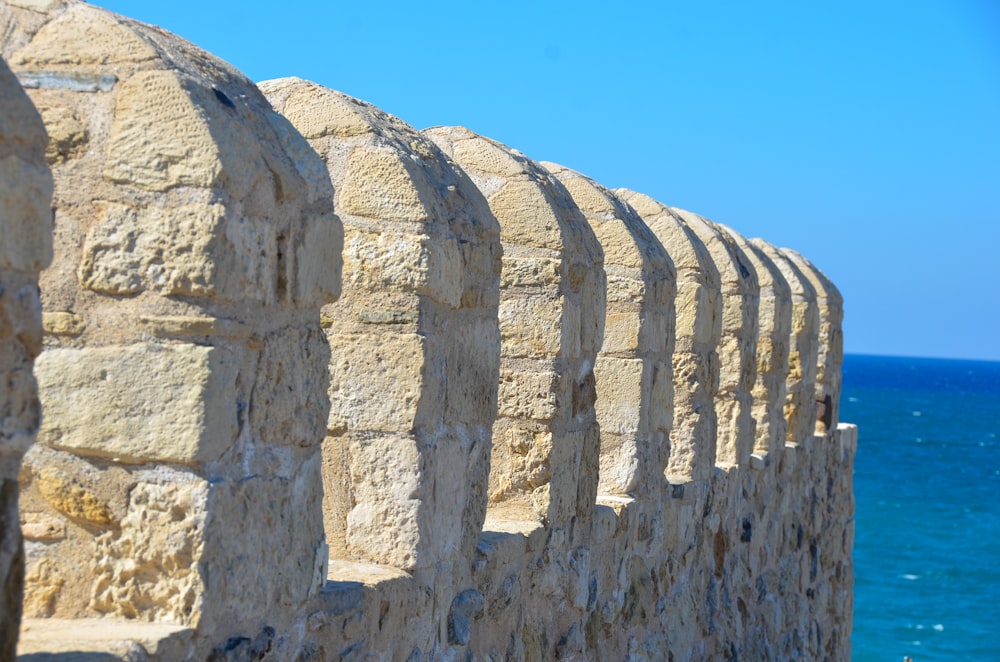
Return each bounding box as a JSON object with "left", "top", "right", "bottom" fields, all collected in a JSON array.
[
  {"left": 1, "top": 2, "right": 855, "bottom": 660},
  {"left": 0, "top": 52, "right": 53, "bottom": 661}
]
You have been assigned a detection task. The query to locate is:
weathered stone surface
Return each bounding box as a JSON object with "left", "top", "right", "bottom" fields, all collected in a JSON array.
[
  {"left": 426, "top": 126, "right": 605, "bottom": 532},
  {"left": 3, "top": 6, "right": 854, "bottom": 658},
  {"left": 671, "top": 207, "right": 759, "bottom": 469},
  {"left": 782, "top": 248, "right": 843, "bottom": 434},
  {"left": 35, "top": 344, "right": 238, "bottom": 464},
  {"left": 618, "top": 189, "right": 721, "bottom": 482},
  {"left": 751, "top": 239, "right": 820, "bottom": 444},
  {"left": 0, "top": 62, "right": 53, "bottom": 275},
  {"left": 544, "top": 163, "right": 675, "bottom": 497},
  {"left": 11, "top": 4, "right": 158, "bottom": 66},
  {"left": 4, "top": 2, "right": 340, "bottom": 653},
  {"left": 719, "top": 225, "right": 791, "bottom": 455},
  {"left": 264, "top": 80, "right": 501, "bottom": 575},
  {"left": 0, "top": 52, "right": 52, "bottom": 661},
  {"left": 78, "top": 202, "right": 278, "bottom": 302}
]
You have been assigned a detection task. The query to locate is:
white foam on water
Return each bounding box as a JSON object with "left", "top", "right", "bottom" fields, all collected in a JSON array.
[
  {"left": 901, "top": 573, "right": 920, "bottom": 580},
  {"left": 933, "top": 624, "right": 944, "bottom": 631}
]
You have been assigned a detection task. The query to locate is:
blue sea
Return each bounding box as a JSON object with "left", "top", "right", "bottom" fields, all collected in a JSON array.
[{"left": 844, "top": 354, "right": 1000, "bottom": 661}]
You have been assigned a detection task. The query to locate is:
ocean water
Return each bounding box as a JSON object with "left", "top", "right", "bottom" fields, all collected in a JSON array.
[{"left": 843, "top": 354, "right": 1000, "bottom": 661}]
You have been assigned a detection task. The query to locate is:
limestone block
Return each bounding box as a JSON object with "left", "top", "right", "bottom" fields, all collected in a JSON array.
[
  {"left": 12, "top": 5, "right": 156, "bottom": 66},
  {"left": 675, "top": 281, "right": 719, "bottom": 348},
  {"left": 104, "top": 70, "right": 263, "bottom": 197},
  {"left": 5, "top": 0, "right": 64, "bottom": 11},
  {"left": 452, "top": 136, "right": 526, "bottom": 177},
  {"left": 34, "top": 343, "right": 239, "bottom": 465},
  {"left": 499, "top": 295, "right": 565, "bottom": 359},
  {"left": 649, "top": 360, "right": 674, "bottom": 434},
  {"left": 78, "top": 202, "right": 277, "bottom": 302},
  {"left": 198, "top": 462, "right": 327, "bottom": 629},
  {"left": 263, "top": 111, "right": 334, "bottom": 206},
  {"left": 90, "top": 474, "right": 208, "bottom": 622},
  {"left": 594, "top": 357, "right": 644, "bottom": 436},
  {"left": 497, "top": 369, "right": 559, "bottom": 421},
  {"left": 294, "top": 213, "right": 343, "bottom": 305},
  {"left": 327, "top": 333, "right": 429, "bottom": 433},
  {"left": 339, "top": 147, "right": 428, "bottom": 223},
  {"left": 443, "top": 317, "right": 501, "bottom": 427},
  {"left": 250, "top": 324, "right": 330, "bottom": 449},
  {"left": 136, "top": 315, "right": 249, "bottom": 339},
  {"left": 500, "top": 257, "right": 562, "bottom": 288},
  {"left": 269, "top": 80, "right": 375, "bottom": 139},
  {"left": 41, "top": 311, "right": 84, "bottom": 336},
  {"left": 39, "top": 105, "right": 88, "bottom": 164},
  {"left": 491, "top": 426, "right": 554, "bottom": 503},
  {"left": 488, "top": 180, "right": 564, "bottom": 250},
  {"left": 605, "top": 271, "right": 646, "bottom": 304},
  {"left": 0, "top": 154, "right": 54, "bottom": 273},
  {"left": 20, "top": 513, "right": 65, "bottom": 542},
  {"left": 344, "top": 433, "right": 423, "bottom": 569},
  {"left": 341, "top": 226, "right": 462, "bottom": 308},
  {"left": 601, "top": 311, "right": 641, "bottom": 354}
]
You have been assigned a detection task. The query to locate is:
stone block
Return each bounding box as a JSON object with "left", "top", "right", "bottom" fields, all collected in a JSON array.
[
  {"left": 345, "top": 433, "right": 423, "bottom": 570},
  {"left": 500, "top": 257, "right": 562, "bottom": 288},
  {"left": 648, "top": 360, "right": 674, "bottom": 434},
  {"left": 443, "top": 317, "right": 501, "bottom": 427},
  {"left": 453, "top": 137, "right": 525, "bottom": 177},
  {"left": 34, "top": 343, "right": 238, "bottom": 465},
  {"left": 489, "top": 180, "right": 564, "bottom": 250},
  {"left": 497, "top": 369, "right": 559, "bottom": 421},
  {"left": 104, "top": 70, "right": 263, "bottom": 197},
  {"left": 41, "top": 312, "right": 85, "bottom": 337},
  {"left": 251, "top": 324, "right": 330, "bottom": 449},
  {"left": 274, "top": 81, "right": 375, "bottom": 139},
  {"left": 499, "top": 295, "right": 564, "bottom": 360},
  {"left": 78, "top": 202, "right": 277, "bottom": 302},
  {"left": 90, "top": 473, "right": 209, "bottom": 622},
  {"left": 0, "top": 155, "right": 53, "bottom": 273},
  {"left": 594, "top": 356, "right": 644, "bottom": 436},
  {"left": 327, "top": 333, "right": 429, "bottom": 433},
  {"left": 601, "top": 311, "right": 641, "bottom": 354},
  {"left": 12, "top": 4, "right": 157, "bottom": 66},
  {"left": 339, "top": 147, "right": 428, "bottom": 223},
  {"left": 295, "top": 213, "right": 343, "bottom": 305},
  {"left": 341, "top": 227, "right": 462, "bottom": 307}
]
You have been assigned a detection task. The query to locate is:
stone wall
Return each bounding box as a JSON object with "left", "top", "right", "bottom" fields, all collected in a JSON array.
[
  {"left": 0, "top": 52, "right": 53, "bottom": 660},
  {"left": 2, "top": 1, "right": 342, "bottom": 655},
  {"left": 2, "top": 2, "right": 854, "bottom": 659}
]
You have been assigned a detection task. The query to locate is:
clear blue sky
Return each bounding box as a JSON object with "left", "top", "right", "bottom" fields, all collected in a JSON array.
[{"left": 93, "top": 0, "right": 1000, "bottom": 361}]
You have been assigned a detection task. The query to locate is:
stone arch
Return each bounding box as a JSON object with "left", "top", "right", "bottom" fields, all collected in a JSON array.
[
  {"left": 749, "top": 239, "right": 819, "bottom": 445},
  {"left": 425, "top": 127, "right": 605, "bottom": 534},
  {"left": 617, "top": 190, "right": 721, "bottom": 483},
  {"left": 0, "top": 54, "right": 53, "bottom": 659},
  {"left": 670, "top": 208, "right": 759, "bottom": 468},
  {"left": 781, "top": 249, "right": 843, "bottom": 435},
  {"left": 3, "top": 1, "right": 342, "bottom": 648},
  {"left": 262, "top": 79, "right": 503, "bottom": 573},
  {"left": 716, "top": 225, "right": 792, "bottom": 457},
  {"left": 541, "top": 163, "right": 675, "bottom": 498}
]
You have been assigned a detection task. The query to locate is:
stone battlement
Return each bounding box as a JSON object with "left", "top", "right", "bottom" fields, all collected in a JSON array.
[{"left": 0, "top": 2, "right": 854, "bottom": 660}]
